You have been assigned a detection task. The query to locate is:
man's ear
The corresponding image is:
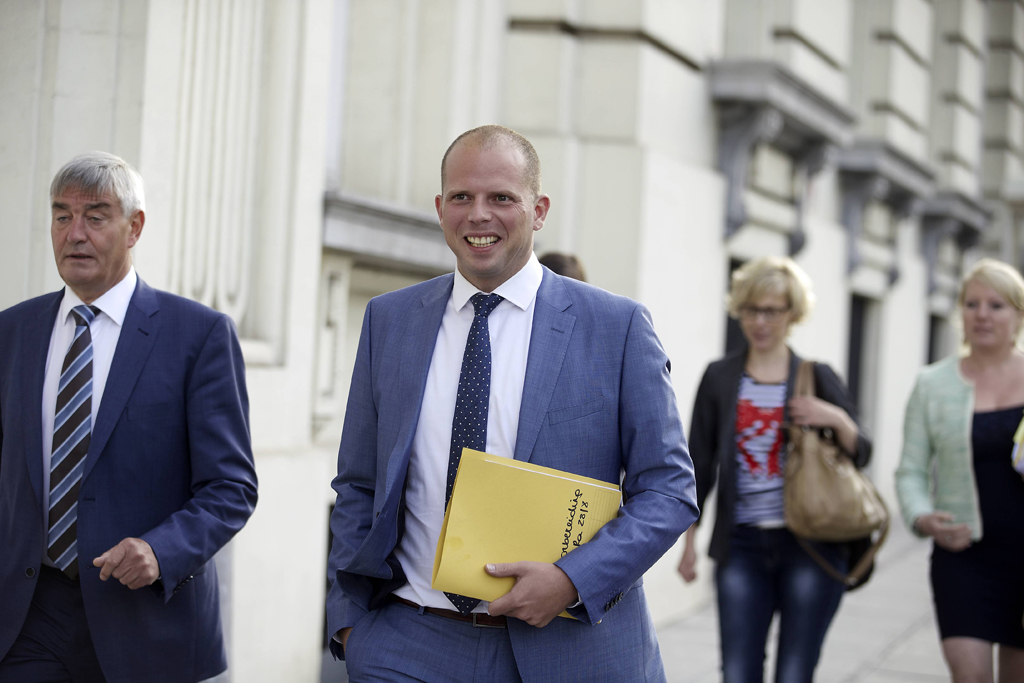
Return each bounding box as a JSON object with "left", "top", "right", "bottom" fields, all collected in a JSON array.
[
  {"left": 532, "top": 194, "right": 551, "bottom": 232},
  {"left": 435, "top": 194, "right": 444, "bottom": 223},
  {"left": 127, "top": 210, "right": 146, "bottom": 248}
]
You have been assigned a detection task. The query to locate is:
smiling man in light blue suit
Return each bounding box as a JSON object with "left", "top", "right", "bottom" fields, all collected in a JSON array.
[{"left": 326, "top": 125, "right": 698, "bottom": 683}]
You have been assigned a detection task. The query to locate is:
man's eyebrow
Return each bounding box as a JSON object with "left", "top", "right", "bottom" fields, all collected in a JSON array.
[{"left": 50, "top": 201, "right": 113, "bottom": 211}]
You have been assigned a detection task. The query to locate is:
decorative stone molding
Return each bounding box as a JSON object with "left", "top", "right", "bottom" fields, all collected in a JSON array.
[
  {"left": 167, "top": 0, "right": 266, "bottom": 325},
  {"left": 920, "top": 191, "right": 991, "bottom": 293},
  {"left": 322, "top": 192, "right": 454, "bottom": 273},
  {"left": 313, "top": 254, "right": 352, "bottom": 442},
  {"left": 838, "top": 140, "right": 936, "bottom": 282},
  {"left": 710, "top": 61, "right": 857, "bottom": 249},
  {"left": 717, "top": 106, "right": 784, "bottom": 237},
  {"left": 790, "top": 142, "right": 835, "bottom": 255}
]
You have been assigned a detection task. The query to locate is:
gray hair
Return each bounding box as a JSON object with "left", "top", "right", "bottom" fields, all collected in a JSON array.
[{"left": 50, "top": 152, "right": 145, "bottom": 217}]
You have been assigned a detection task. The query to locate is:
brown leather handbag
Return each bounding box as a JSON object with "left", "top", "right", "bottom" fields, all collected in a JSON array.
[{"left": 783, "top": 361, "right": 889, "bottom": 587}]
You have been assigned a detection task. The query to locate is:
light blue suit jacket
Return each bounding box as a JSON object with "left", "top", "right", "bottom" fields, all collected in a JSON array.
[{"left": 326, "top": 268, "right": 698, "bottom": 682}]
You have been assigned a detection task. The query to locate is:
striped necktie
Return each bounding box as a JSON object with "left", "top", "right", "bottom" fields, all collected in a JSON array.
[
  {"left": 48, "top": 304, "right": 100, "bottom": 579},
  {"left": 444, "top": 292, "right": 503, "bottom": 614}
]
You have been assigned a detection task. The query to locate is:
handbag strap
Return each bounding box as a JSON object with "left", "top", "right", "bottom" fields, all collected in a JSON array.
[
  {"left": 794, "top": 360, "right": 816, "bottom": 398},
  {"left": 795, "top": 517, "right": 890, "bottom": 588}
]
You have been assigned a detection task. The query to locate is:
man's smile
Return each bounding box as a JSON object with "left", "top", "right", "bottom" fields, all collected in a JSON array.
[{"left": 466, "top": 235, "right": 499, "bottom": 247}]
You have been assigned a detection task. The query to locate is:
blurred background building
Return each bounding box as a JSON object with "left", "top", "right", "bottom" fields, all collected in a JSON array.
[{"left": 3, "top": 0, "right": 1023, "bottom": 680}]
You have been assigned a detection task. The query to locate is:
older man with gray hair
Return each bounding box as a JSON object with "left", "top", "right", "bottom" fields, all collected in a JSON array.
[{"left": 0, "top": 152, "right": 258, "bottom": 683}]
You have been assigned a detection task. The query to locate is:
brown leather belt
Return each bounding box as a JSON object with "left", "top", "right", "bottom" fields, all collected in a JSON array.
[{"left": 388, "top": 594, "right": 507, "bottom": 628}]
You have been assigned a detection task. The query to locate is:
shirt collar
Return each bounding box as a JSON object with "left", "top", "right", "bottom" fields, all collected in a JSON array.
[
  {"left": 452, "top": 253, "right": 543, "bottom": 313},
  {"left": 60, "top": 267, "right": 138, "bottom": 327}
]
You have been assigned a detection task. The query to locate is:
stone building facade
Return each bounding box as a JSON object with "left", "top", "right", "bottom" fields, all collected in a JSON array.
[{"left": 4, "top": 0, "right": 1024, "bottom": 680}]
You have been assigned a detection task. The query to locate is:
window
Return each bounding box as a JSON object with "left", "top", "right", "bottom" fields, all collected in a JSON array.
[{"left": 847, "top": 294, "right": 881, "bottom": 442}]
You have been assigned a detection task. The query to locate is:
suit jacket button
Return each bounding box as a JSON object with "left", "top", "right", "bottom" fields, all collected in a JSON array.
[{"left": 25, "top": 567, "right": 35, "bottom": 578}]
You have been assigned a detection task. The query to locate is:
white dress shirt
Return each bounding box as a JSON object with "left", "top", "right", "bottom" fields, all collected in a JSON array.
[
  {"left": 40, "top": 267, "right": 137, "bottom": 565},
  {"left": 393, "top": 254, "right": 543, "bottom": 611}
]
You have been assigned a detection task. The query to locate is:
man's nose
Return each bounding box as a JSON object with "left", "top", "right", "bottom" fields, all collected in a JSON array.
[
  {"left": 467, "top": 198, "right": 491, "bottom": 223},
  {"left": 66, "top": 216, "right": 88, "bottom": 242}
]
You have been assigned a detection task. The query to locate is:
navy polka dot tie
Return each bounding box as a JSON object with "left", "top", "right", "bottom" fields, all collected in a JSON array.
[{"left": 444, "top": 292, "right": 503, "bottom": 614}]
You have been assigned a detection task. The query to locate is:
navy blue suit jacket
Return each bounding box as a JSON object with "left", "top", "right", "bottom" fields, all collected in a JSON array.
[
  {"left": 326, "top": 268, "right": 698, "bottom": 682},
  {"left": 0, "top": 278, "right": 258, "bottom": 683}
]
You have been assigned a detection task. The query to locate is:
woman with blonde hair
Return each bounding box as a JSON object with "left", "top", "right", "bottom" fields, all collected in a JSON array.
[
  {"left": 897, "top": 258, "right": 1024, "bottom": 683},
  {"left": 680, "top": 256, "right": 872, "bottom": 683}
]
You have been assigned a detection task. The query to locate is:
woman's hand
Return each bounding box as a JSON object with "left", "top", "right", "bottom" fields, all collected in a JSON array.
[
  {"left": 788, "top": 395, "right": 841, "bottom": 428},
  {"left": 788, "top": 396, "right": 859, "bottom": 455},
  {"left": 677, "top": 528, "right": 698, "bottom": 583},
  {"left": 915, "top": 511, "right": 972, "bottom": 552}
]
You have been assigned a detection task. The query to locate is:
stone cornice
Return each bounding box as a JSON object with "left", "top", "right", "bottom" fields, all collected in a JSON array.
[
  {"left": 322, "top": 192, "right": 454, "bottom": 273},
  {"left": 920, "top": 191, "right": 992, "bottom": 293},
  {"left": 920, "top": 191, "right": 990, "bottom": 235},
  {"left": 710, "top": 60, "right": 857, "bottom": 151},
  {"left": 837, "top": 139, "right": 936, "bottom": 204},
  {"left": 838, "top": 140, "right": 937, "bottom": 282},
  {"left": 710, "top": 60, "right": 856, "bottom": 253}
]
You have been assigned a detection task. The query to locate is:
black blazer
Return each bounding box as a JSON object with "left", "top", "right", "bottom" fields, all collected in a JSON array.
[{"left": 689, "top": 346, "right": 872, "bottom": 564}]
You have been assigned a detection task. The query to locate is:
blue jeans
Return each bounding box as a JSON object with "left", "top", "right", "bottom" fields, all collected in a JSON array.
[{"left": 716, "top": 526, "right": 847, "bottom": 683}]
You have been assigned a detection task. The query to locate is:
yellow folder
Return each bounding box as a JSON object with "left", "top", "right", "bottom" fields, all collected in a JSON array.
[{"left": 431, "top": 448, "right": 621, "bottom": 609}]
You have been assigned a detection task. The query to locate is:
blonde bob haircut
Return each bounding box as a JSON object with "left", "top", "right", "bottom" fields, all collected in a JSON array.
[
  {"left": 958, "top": 258, "right": 1024, "bottom": 336},
  {"left": 726, "top": 256, "right": 816, "bottom": 324}
]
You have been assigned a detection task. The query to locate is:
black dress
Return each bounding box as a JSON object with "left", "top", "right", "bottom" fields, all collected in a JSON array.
[{"left": 931, "top": 405, "right": 1024, "bottom": 647}]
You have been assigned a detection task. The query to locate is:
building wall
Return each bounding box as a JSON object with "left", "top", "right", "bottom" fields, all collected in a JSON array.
[
  {"left": 0, "top": 1, "right": 333, "bottom": 681},
  {"left": 6, "top": 0, "right": 1024, "bottom": 681}
]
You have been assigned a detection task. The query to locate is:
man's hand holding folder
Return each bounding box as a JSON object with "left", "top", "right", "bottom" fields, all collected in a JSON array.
[
  {"left": 485, "top": 561, "right": 578, "bottom": 627},
  {"left": 432, "top": 448, "right": 622, "bottom": 623}
]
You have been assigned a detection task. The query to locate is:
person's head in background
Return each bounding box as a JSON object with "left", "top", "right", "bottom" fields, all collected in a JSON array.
[
  {"left": 727, "top": 256, "right": 814, "bottom": 355},
  {"left": 538, "top": 252, "right": 587, "bottom": 282},
  {"left": 958, "top": 258, "right": 1024, "bottom": 355}
]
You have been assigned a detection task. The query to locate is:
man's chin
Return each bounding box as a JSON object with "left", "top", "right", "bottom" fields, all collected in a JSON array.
[{"left": 58, "top": 265, "right": 99, "bottom": 287}]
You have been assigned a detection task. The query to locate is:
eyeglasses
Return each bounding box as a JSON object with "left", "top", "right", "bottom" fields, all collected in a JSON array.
[{"left": 739, "top": 305, "right": 791, "bottom": 322}]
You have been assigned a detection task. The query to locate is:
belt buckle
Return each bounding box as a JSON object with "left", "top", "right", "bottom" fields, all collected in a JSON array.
[{"left": 471, "top": 613, "right": 503, "bottom": 629}]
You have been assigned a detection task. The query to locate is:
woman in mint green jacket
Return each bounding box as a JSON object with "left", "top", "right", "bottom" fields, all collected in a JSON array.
[{"left": 897, "top": 258, "right": 1024, "bottom": 683}]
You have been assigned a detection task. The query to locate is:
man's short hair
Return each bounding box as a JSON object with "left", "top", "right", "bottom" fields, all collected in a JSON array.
[
  {"left": 440, "top": 125, "right": 541, "bottom": 198},
  {"left": 50, "top": 151, "right": 146, "bottom": 217}
]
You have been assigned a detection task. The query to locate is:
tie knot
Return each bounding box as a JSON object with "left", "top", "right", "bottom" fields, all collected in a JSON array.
[
  {"left": 470, "top": 293, "right": 503, "bottom": 318},
  {"left": 71, "top": 305, "right": 100, "bottom": 327}
]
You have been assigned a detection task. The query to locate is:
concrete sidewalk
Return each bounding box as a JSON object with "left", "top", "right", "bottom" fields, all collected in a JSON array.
[{"left": 657, "top": 524, "right": 948, "bottom": 682}]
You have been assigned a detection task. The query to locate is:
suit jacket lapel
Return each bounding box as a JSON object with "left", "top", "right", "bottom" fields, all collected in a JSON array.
[
  {"left": 514, "top": 270, "right": 575, "bottom": 463},
  {"left": 22, "top": 292, "right": 64, "bottom": 507},
  {"left": 383, "top": 276, "right": 452, "bottom": 499},
  {"left": 83, "top": 279, "right": 161, "bottom": 482}
]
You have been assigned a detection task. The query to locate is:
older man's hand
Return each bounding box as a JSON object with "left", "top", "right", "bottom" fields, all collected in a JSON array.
[
  {"left": 93, "top": 537, "right": 161, "bottom": 589},
  {"left": 485, "top": 561, "right": 578, "bottom": 627}
]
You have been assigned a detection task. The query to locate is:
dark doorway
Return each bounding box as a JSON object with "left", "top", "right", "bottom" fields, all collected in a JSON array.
[
  {"left": 847, "top": 295, "right": 867, "bottom": 409},
  {"left": 724, "top": 259, "right": 746, "bottom": 354}
]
